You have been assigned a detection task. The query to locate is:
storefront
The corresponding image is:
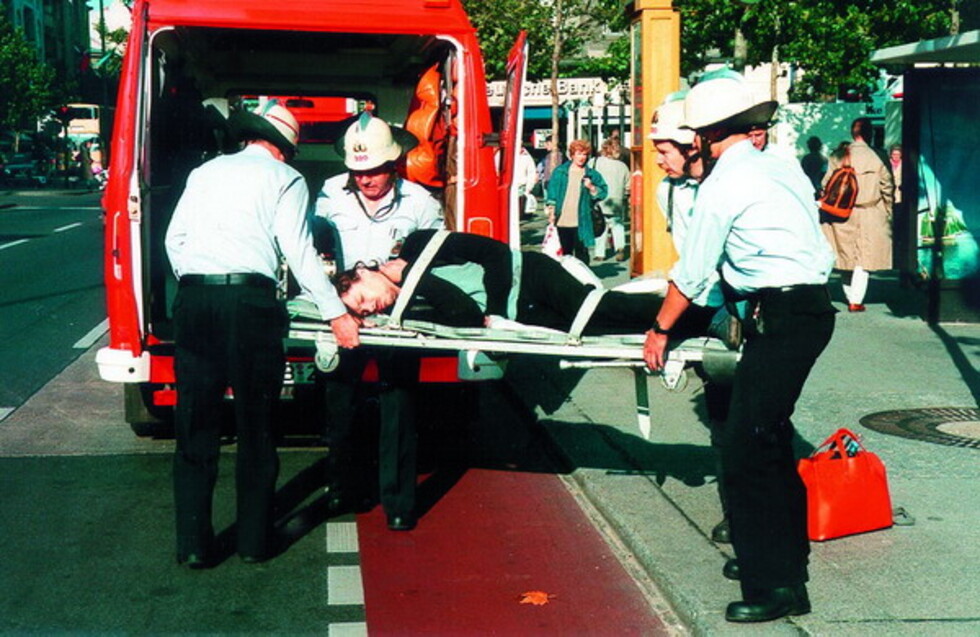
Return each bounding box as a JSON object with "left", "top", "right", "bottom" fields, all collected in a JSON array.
[{"left": 487, "top": 77, "right": 630, "bottom": 155}]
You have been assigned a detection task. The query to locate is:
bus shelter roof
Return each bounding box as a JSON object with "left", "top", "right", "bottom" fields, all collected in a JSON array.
[{"left": 872, "top": 29, "right": 980, "bottom": 65}]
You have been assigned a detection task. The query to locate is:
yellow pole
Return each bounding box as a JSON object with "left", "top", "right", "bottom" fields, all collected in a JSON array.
[{"left": 628, "top": 0, "right": 680, "bottom": 277}]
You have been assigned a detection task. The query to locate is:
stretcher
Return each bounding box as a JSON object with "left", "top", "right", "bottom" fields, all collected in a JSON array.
[
  {"left": 288, "top": 231, "right": 739, "bottom": 438},
  {"left": 287, "top": 302, "right": 740, "bottom": 440}
]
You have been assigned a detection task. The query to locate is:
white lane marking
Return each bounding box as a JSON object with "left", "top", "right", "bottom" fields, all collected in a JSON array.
[
  {"left": 74, "top": 318, "right": 110, "bottom": 349},
  {"left": 326, "top": 522, "right": 359, "bottom": 553},
  {"left": 328, "top": 623, "right": 367, "bottom": 636},
  {"left": 0, "top": 407, "right": 13, "bottom": 422},
  {"left": 6, "top": 206, "right": 102, "bottom": 211},
  {"left": 1, "top": 220, "right": 86, "bottom": 251},
  {"left": 0, "top": 239, "right": 30, "bottom": 251},
  {"left": 327, "top": 566, "right": 365, "bottom": 606}
]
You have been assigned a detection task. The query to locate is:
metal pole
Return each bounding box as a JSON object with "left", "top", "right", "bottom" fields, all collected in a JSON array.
[{"left": 99, "top": 0, "right": 108, "bottom": 111}]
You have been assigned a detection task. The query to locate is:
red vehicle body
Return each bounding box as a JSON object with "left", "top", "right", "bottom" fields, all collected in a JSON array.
[{"left": 96, "top": 0, "right": 527, "bottom": 424}]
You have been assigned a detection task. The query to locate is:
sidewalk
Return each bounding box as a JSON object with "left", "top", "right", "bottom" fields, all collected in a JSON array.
[{"left": 514, "top": 214, "right": 980, "bottom": 634}]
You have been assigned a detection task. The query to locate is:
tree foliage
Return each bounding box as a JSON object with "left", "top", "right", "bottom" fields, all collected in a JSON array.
[
  {"left": 0, "top": 15, "right": 56, "bottom": 138},
  {"left": 462, "top": 0, "right": 629, "bottom": 82},
  {"left": 462, "top": 0, "right": 556, "bottom": 80},
  {"left": 678, "top": 0, "right": 959, "bottom": 101}
]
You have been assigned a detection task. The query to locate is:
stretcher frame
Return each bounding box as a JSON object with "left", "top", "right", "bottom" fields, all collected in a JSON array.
[{"left": 287, "top": 316, "right": 740, "bottom": 440}]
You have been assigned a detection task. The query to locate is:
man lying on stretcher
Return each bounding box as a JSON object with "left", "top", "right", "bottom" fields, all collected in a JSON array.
[{"left": 332, "top": 229, "right": 734, "bottom": 343}]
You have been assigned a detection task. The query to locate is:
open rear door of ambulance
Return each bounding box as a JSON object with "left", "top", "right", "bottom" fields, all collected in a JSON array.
[
  {"left": 98, "top": 0, "right": 150, "bottom": 384},
  {"left": 498, "top": 31, "right": 528, "bottom": 249}
]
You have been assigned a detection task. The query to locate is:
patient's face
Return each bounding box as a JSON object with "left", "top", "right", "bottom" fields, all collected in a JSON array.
[{"left": 340, "top": 269, "right": 399, "bottom": 317}]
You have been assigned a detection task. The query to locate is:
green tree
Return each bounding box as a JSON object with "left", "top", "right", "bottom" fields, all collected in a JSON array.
[
  {"left": 678, "top": 0, "right": 956, "bottom": 102},
  {"left": 464, "top": 0, "right": 626, "bottom": 151},
  {"left": 0, "top": 15, "right": 57, "bottom": 148},
  {"left": 462, "top": 0, "right": 555, "bottom": 80}
]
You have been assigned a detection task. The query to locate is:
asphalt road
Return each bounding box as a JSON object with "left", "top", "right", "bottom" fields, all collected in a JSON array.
[{"left": 0, "top": 190, "right": 106, "bottom": 412}]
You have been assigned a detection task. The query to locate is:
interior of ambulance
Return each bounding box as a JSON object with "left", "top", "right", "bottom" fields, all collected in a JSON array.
[{"left": 143, "top": 26, "right": 463, "bottom": 339}]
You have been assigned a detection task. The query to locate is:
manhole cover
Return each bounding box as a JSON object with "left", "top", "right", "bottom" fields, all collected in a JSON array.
[{"left": 860, "top": 407, "right": 980, "bottom": 449}]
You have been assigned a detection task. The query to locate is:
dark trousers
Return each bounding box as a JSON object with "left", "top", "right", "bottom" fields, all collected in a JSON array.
[
  {"left": 721, "top": 285, "right": 835, "bottom": 590},
  {"left": 320, "top": 350, "right": 420, "bottom": 518},
  {"left": 172, "top": 283, "right": 286, "bottom": 559},
  {"left": 516, "top": 251, "right": 712, "bottom": 337},
  {"left": 556, "top": 226, "right": 589, "bottom": 262}
]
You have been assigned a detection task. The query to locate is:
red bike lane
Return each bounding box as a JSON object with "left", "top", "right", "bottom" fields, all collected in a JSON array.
[{"left": 356, "top": 468, "right": 673, "bottom": 636}]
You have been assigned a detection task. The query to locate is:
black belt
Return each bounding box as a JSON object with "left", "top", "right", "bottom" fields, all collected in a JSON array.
[
  {"left": 749, "top": 284, "right": 832, "bottom": 313},
  {"left": 179, "top": 273, "right": 275, "bottom": 289},
  {"left": 750, "top": 283, "right": 822, "bottom": 297}
]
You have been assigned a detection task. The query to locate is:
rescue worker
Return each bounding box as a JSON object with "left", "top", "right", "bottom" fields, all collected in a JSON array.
[
  {"left": 643, "top": 72, "right": 836, "bottom": 623},
  {"left": 314, "top": 112, "right": 444, "bottom": 532},
  {"left": 165, "top": 101, "right": 355, "bottom": 568},
  {"left": 314, "top": 111, "right": 443, "bottom": 268},
  {"left": 649, "top": 93, "right": 737, "bottom": 544}
]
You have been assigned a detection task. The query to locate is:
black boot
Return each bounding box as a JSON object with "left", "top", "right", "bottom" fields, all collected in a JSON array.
[
  {"left": 722, "top": 558, "right": 740, "bottom": 581},
  {"left": 725, "top": 585, "right": 811, "bottom": 623},
  {"left": 711, "top": 516, "right": 731, "bottom": 543}
]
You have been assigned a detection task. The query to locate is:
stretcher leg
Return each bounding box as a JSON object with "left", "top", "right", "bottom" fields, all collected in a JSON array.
[{"left": 633, "top": 368, "right": 652, "bottom": 440}]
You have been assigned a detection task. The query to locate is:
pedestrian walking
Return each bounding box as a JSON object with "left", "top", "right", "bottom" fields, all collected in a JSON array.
[
  {"left": 590, "top": 138, "right": 630, "bottom": 262},
  {"left": 821, "top": 117, "right": 894, "bottom": 312},
  {"left": 545, "top": 139, "right": 608, "bottom": 262}
]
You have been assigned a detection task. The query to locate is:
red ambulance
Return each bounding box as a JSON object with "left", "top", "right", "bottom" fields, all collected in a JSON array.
[{"left": 96, "top": 0, "right": 527, "bottom": 425}]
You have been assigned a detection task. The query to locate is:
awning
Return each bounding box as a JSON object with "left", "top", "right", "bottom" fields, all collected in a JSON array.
[
  {"left": 872, "top": 29, "right": 980, "bottom": 65},
  {"left": 524, "top": 106, "right": 566, "bottom": 119}
]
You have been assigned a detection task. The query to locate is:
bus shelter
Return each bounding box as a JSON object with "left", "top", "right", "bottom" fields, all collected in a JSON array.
[{"left": 872, "top": 30, "right": 980, "bottom": 322}]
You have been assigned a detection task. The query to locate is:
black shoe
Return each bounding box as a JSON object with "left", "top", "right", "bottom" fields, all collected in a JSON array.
[
  {"left": 387, "top": 514, "right": 417, "bottom": 531},
  {"left": 725, "top": 585, "right": 811, "bottom": 623},
  {"left": 723, "top": 558, "right": 740, "bottom": 581},
  {"left": 711, "top": 517, "right": 731, "bottom": 543}
]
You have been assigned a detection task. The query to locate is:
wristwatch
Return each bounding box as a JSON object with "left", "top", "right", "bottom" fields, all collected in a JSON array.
[{"left": 651, "top": 319, "right": 671, "bottom": 336}]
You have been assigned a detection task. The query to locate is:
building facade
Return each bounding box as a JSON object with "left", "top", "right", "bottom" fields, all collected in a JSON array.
[{"left": 2, "top": 0, "right": 91, "bottom": 93}]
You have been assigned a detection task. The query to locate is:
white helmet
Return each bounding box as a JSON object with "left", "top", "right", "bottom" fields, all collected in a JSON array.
[
  {"left": 681, "top": 70, "right": 777, "bottom": 132},
  {"left": 230, "top": 99, "right": 300, "bottom": 155},
  {"left": 649, "top": 94, "right": 694, "bottom": 146},
  {"left": 341, "top": 112, "right": 418, "bottom": 171}
]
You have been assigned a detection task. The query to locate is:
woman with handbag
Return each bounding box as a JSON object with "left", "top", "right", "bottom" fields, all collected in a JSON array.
[{"left": 545, "top": 139, "right": 608, "bottom": 262}]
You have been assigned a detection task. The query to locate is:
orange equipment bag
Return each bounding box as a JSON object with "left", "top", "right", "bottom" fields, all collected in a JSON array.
[
  {"left": 797, "top": 428, "right": 892, "bottom": 541},
  {"left": 404, "top": 64, "right": 449, "bottom": 187}
]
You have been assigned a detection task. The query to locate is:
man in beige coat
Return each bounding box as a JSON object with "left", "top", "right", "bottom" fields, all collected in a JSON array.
[{"left": 821, "top": 117, "right": 894, "bottom": 312}]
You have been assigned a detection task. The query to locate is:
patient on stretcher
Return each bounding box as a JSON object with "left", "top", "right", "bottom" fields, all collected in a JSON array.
[{"left": 331, "top": 229, "right": 724, "bottom": 340}]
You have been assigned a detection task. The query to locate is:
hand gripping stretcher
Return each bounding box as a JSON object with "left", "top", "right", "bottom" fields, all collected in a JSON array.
[{"left": 286, "top": 232, "right": 740, "bottom": 439}]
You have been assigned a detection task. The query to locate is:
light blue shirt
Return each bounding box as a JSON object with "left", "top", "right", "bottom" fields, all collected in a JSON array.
[
  {"left": 165, "top": 144, "right": 345, "bottom": 320},
  {"left": 316, "top": 174, "right": 443, "bottom": 269},
  {"left": 656, "top": 177, "right": 724, "bottom": 307},
  {"left": 670, "top": 140, "right": 834, "bottom": 299}
]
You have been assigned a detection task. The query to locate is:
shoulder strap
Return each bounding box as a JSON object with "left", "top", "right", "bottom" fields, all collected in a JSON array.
[
  {"left": 567, "top": 288, "right": 607, "bottom": 344},
  {"left": 388, "top": 230, "right": 451, "bottom": 328}
]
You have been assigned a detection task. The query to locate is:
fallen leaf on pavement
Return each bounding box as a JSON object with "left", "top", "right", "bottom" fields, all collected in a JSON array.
[{"left": 519, "top": 591, "right": 553, "bottom": 606}]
